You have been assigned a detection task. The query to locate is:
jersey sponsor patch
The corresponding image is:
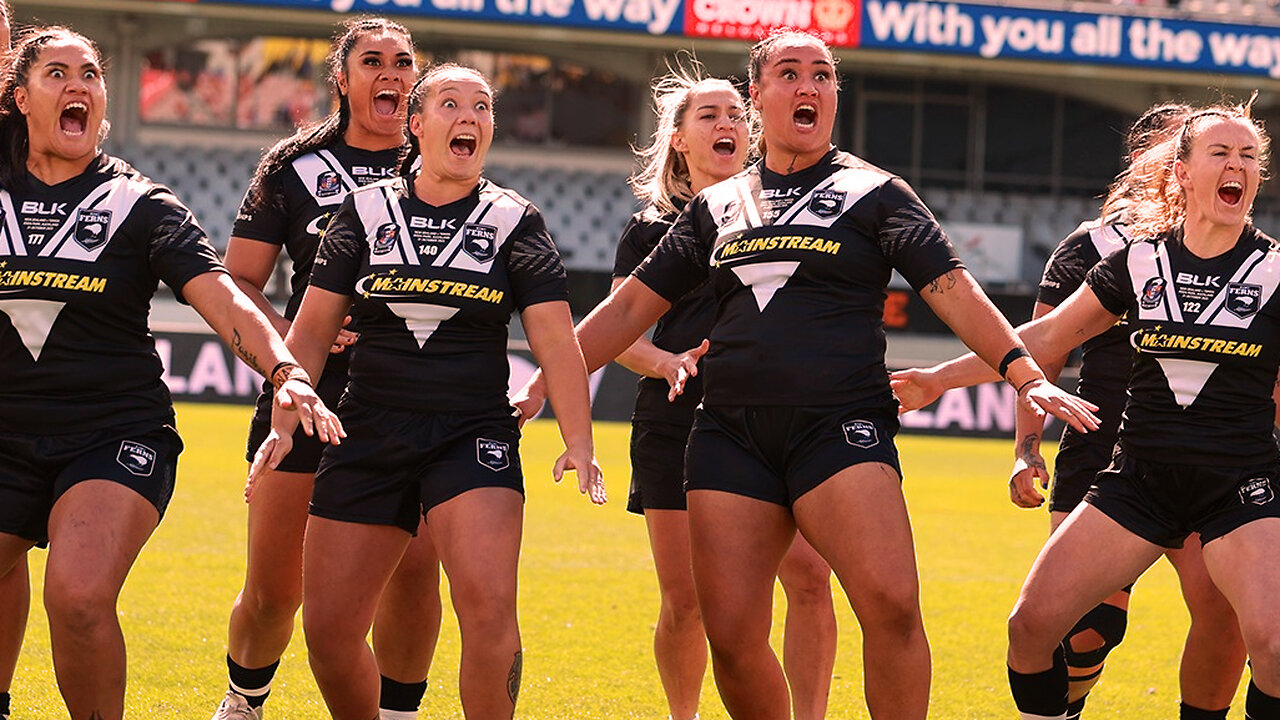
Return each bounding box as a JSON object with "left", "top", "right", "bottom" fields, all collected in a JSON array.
[
  {"left": 809, "top": 189, "right": 845, "bottom": 219},
  {"left": 463, "top": 224, "right": 498, "bottom": 263},
  {"left": 1226, "top": 282, "right": 1263, "bottom": 319},
  {"left": 842, "top": 419, "right": 879, "bottom": 449},
  {"left": 74, "top": 209, "right": 112, "bottom": 251},
  {"left": 1139, "top": 277, "right": 1166, "bottom": 310},
  {"left": 373, "top": 223, "right": 399, "bottom": 256},
  {"left": 316, "top": 171, "right": 342, "bottom": 198},
  {"left": 477, "top": 438, "right": 511, "bottom": 471},
  {"left": 1239, "top": 475, "right": 1275, "bottom": 506},
  {"left": 117, "top": 440, "right": 157, "bottom": 477}
]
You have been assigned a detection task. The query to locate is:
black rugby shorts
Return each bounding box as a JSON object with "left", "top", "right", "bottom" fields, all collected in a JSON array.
[
  {"left": 311, "top": 396, "right": 524, "bottom": 533},
  {"left": 246, "top": 367, "right": 349, "bottom": 474},
  {"left": 0, "top": 422, "right": 183, "bottom": 544},
  {"left": 626, "top": 420, "right": 694, "bottom": 515},
  {"left": 684, "top": 404, "right": 902, "bottom": 506},
  {"left": 1086, "top": 447, "right": 1280, "bottom": 546},
  {"left": 1048, "top": 436, "right": 1117, "bottom": 514}
]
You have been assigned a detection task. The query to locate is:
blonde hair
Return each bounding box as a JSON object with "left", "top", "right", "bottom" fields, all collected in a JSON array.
[
  {"left": 1105, "top": 96, "right": 1269, "bottom": 239},
  {"left": 629, "top": 62, "right": 754, "bottom": 215}
]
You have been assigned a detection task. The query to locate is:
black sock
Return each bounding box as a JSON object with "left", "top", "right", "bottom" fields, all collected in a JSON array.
[
  {"left": 1066, "top": 696, "right": 1086, "bottom": 720},
  {"left": 1247, "top": 680, "right": 1280, "bottom": 720},
  {"left": 380, "top": 675, "right": 429, "bottom": 712},
  {"left": 1181, "top": 701, "right": 1229, "bottom": 720},
  {"left": 1009, "top": 646, "right": 1068, "bottom": 719},
  {"left": 0, "top": 691, "right": 10, "bottom": 717},
  {"left": 228, "top": 655, "right": 280, "bottom": 710}
]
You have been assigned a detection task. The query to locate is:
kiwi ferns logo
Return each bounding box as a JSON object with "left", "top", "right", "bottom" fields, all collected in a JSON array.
[
  {"left": 809, "top": 189, "right": 846, "bottom": 219},
  {"left": 463, "top": 224, "right": 498, "bottom": 263},
  {"left": 1239, "top": 475, "right": 1274, "bottom": 506},
  {"left": 477, "top": 438, "right": 510, "bottom": 471},
  {"left": 842, "top": 419, "right": 879, "bottom": 449},
  {"left": 117, "top": 440, "right": 156, "bottom": 477},
  {"left": 75, "top": 209, "right": 112, "bottom": 251},
  {"left": 1226, "top": 282, "right": 1262, "bottom": 319}
]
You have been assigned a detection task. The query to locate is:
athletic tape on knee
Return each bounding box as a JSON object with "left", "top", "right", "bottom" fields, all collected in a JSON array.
[{"left": 1064, "top": 603, "right": 1128, "bottom": 670}]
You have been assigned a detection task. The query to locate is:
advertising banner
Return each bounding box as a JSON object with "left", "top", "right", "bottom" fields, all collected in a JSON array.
[
  {"left": 204, "top": 0, "right": 685, "bottom": 35},
  {"left": 861, "top": 0, "right": 1280, "bottom": 79},
  {"left": 683, "top": 0, "right": 860, "bottom": 46}
]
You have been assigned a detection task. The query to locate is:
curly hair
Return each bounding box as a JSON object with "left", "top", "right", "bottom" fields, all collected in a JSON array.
[
  {"left": 0, "top": 27, "right": 106, "bottom": 191},
  {"left": 246, "top": 16, "right": 413, "bottom": 211}
]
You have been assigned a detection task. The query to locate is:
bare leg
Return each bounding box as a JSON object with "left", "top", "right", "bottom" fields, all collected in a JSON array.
[
  {"left": 302, "top": 517, "right": 411, "bottom": 720},
  {"left": 0, "top": 555, "right": 29, "bottom": 700},
  {"left": 794, "top": 464, "right": 927, "bottom": 720},
  {"left": 1166, "top": 534, "right": 1245, "bottom": 712},
  {"left": 43, "top": 481, "right": 159, "bottom": 720},
  {"left": 227, "top": 469, "right": 312, "bottom": 670},
  {"left": 374, "top": 517, "right": 443, "bottom": 688},
  {"left": 777, "top": 534, "right": 835, "bottom": 720},
  {"left": 427, "top": 488, "right": 523, "bottom": 720},
  {"left": 1200, "top": 519, "right": 1280, "bottom": 697},
  {"left": 687, "top": 490, "right": 794, "bottom": 720},
  {"left": 643, "top": 509, "right": 706, "bottom": 720}
]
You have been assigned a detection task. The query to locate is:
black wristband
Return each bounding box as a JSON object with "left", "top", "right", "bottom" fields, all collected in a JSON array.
[
  {"left": 270, "top": 361, "right": 297, "bottom": 380},
  {"left": 1016, "top": 377, "right": 1040, "bottom": 396},
  {"left": 998, "top": 347, "right": 1030, "bottom": 379}
]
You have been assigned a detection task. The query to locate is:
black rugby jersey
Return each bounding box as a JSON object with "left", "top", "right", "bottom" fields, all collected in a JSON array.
[
  {"left": 1038, "top": 215, "right": 1133, "bottom": 445},
  {"left": 310, "top": 177, "right": 568, "bottom": 413},
  {"left": 0, "top": 153, "right": 225, "bottom": 434},
  {"left": 633, "top": 148, "right": 963, "bottom": 408},
  {"left": 612, "top": 203, "right": 714, "bottom": 423},
  {"left": 1086, "top": 225, "right": 1280, "bottom": 466},
  {"left": 232, "top": 139, "right": 401, "bottom": 322}
]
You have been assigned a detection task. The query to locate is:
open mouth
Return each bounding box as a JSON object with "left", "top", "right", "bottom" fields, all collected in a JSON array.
[
  {"left": 373, "top": 90, "right": 400, "bottom": 117},
  {"left": 450, "top": 133, "right": 477, "bottom": 158},
  {"left": 793, "top": 104, "right": 817, "bottom": 129},
  {"left": 1219, "top": 180, "right": 1243, "bottom": 206},
  {"left": 60, "top": 102, "right": 88, "bottom": 136},
  {"left": 713, "top": 137, "right": 737, "bottom": 157}
]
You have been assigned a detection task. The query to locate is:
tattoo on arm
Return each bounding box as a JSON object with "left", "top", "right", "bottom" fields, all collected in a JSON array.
[
  {"left": 231, "top": 329, "right": 265, "bottom": 376},
  {"left": 926, "top": 270, "right": 960, "bottom": 295},
  {"left": 507, "top": 650, "right": 523, "bottom": 705},
  {"left": 1017, "top": 433, "right": 1046, "bottom": 470}
]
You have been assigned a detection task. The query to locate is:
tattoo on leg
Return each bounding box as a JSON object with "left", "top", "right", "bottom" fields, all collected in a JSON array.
[
  {"left": 231, "top": 328, "right": 265, "bottom": 376},
  {"left": 507, "top": 650, "right": 523, "bottom": 705}
]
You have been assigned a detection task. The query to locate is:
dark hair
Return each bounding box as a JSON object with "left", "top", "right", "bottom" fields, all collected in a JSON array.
[
  {"left": 246, "top": 16, "right": 413, "bottom": 211},
  {"left": 0, "top": 2, "right": 11, "bottom": 24},
  {"left": 1124, "top": 103, "right": 1191, "bottom": 158},
  {"left": 0, "top": 27, "right": 104, "bottom": 191},
  {"left": 398, "top": 62, "right": 493, "bottom": 178},
  {"left": 747, "top": 27, "right": 834, "bottom": 87}
]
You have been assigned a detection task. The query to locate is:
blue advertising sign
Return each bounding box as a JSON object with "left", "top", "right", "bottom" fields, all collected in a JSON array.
[
  {"left": 860, "top": 0, "right": 1280, "bottom": 79},
  {"left": 207, "top": 0, "right": 684, "bottom": 35}
]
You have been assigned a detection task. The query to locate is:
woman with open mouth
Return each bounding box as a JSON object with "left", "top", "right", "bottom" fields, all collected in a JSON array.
[
  {"left": 211, "top": 17, "right": 443, "bottom": 720},
  {"left": 518, "top": 64, "right": 839, "bottom": 720},
  {"left": 0, "top": 26, "right": 341, "bottom": 720},
  {"left": 892, "top": 100, "right": 1280, "bottom": 719},
  {"left": 513, "top": 28, "right": 1092, "bottom": 720},
  {"left": 249, "top": 62, "right": 604, "bottom": 720}
]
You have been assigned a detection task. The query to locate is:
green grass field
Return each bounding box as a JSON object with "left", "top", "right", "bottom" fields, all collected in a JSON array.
[{"left": 9, "top": 403, "right": 1244, "bottom": 718}]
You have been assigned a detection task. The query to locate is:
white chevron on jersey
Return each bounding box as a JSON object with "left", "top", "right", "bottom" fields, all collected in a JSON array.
[
  {"left": 1154, "top": 357, "right": 1218, "bottom": 409},
  {"left": 433, "top": 185, "right": 528, "bottom": 273},
  {"left": 0, "top": 298, "right": 66, "bottom": 361},
  {"left": 1127, "top": 242, "right": 1184, "bottom": 323},
  {"left": 777, "top": 167, "right": 887, "bottom": 228},
  {"left": 1198, "top": 247, "right": 1280, "bottom": 328},
  {"left": 37, "top": 174, "right": 148, "bottom": 260},
  {"left": 386, "top": 302, "right": 459, "bottom": 348},
  {"left": 0, "top": 193, "right": 24, "bottom": 256},
  {"left": 1087, "top": 220, "right": 1128, "bottom": 257},
  {"left": 294, "top": 151, "right": 354, "bottom": 207},
  {"left": 352, "top": 180, "right": 418, "bottom": 267},
  {"left": 730, "top": 261, "right": 800, "bottom": 312}
]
